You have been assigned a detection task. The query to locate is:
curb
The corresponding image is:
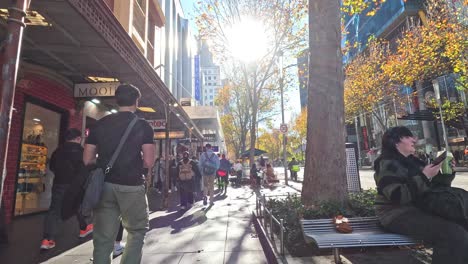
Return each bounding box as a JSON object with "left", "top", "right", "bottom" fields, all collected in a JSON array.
[{"left": 252, "top": 211, "right": 279, "bottom": 264}]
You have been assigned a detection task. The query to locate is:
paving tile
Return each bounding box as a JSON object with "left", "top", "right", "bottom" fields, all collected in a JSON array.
[
  {"left": 193, "top": 230, "right": 227, "bottom": 241},
  {"left": 226, "top": 228, "right": 256, "bottom": 240},
  {"left": 140, "top": 253, "right": 183, "bottom": 264},
  {"left": 45, "top": 255, "right": 94, "bottom": 264},
  {"left": 223, "top": 250, "right": 267, "bottom": 264},
  {"left": 184, "top": 240, "right": 226, "bottom": 253},
  {"left": 225, "top": 237, "right": 263, "bottom": 252},
  {"left": 179, "top": 252, "right": 225, "bottom": 264}
]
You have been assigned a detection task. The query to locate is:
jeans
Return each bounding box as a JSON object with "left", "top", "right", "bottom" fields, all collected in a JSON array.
[
  {"left": 93, "top": 183, "right": 149, "bottom": 264},
  {"left": 179, "top": 179, "right": 194, "bottom": 206},
  {"left": 43, "top": 184, "right": 87, "bottom": 240},
  {"left": 384, "top": 207, "right": 468, "bottom": 264},
  {"left": 203, "top": 175, "right": 215, "bottom": 201},
  {"left": 290, "top": 170, "right": 297, "bottom": 181}
]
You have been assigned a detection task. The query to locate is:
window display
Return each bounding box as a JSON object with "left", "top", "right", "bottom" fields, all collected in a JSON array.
[{"left": 15, "top": 102, "right": 62, "bottom": 216}]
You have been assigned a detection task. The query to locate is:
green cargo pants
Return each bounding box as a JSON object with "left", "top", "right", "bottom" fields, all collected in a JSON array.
[{"left": 93, "top": 182, "right": 149, "bottom": 264}]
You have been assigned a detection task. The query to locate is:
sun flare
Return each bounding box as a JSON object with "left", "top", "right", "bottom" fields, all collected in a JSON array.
[{"left": 226, "top": 17, "right": 269, "bottom": 62}]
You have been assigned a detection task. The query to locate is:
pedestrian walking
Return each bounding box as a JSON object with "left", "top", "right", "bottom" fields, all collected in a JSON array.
[
  {"left": 40, "top": 128, "right": 92, "bottom": 250},
  {"left": 83, "top": 84, "right": 155, "bottom": 264},
  {"left": 152, "top": 157, "right": 165, "bottom": 193},
  {"left": 199, "top": 144, "right": 220, "bottom": 205},
  {"left": 288, "top": 158, "right": 299, "bottom": 181},
  {"left": 218, "top": 154, "right": 231, "bottom": 193},
  {"left": 233, "top": 160, "right": 243, "bottom": 187},
  {"left": 169, "top": 156, "right": 178, "bottom": 193},
  {"left": 191, "top": 156, "right": 203, "bottom": 199},
  {"left": 177, "top": 151, "right": 198, "bottom": 209}
]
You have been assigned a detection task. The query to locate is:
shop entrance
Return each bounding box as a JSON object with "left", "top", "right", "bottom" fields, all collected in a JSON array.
[{"left": 14, "top": 100, "right": 66, "bottom": 216}]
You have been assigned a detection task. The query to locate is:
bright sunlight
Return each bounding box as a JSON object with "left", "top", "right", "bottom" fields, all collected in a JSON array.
[{"left": 226, "top": 17, "right": 269, "bottom": 62}]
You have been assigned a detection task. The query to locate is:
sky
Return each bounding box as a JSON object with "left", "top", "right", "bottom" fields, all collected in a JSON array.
[{"left": 179, "top": 0, "right": 302, "bottom": 126}]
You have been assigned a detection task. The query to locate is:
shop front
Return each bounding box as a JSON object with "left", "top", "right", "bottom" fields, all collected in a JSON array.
[
  {"left": 0, "top": 0, "right": 202, "bottom": 225},
  {"left": 3, "top": 65, "right": 82, "bottom": 221}
]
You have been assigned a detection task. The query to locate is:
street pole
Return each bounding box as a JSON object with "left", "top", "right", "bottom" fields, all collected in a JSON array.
[
  {"left": 279, "top": 52, "right": 288, "bottom": 185},
  {"left": 354, "top": 116, "right": 361, "bottom": 168},
  {"left": 0, "top": 0, "right": 29, "bottom": 208},
  {"left": 163, "top": 103, "right": 171, "bottom": 209},
  {"left": 433, "top": 79, "right": 450, "bottom": 151}
]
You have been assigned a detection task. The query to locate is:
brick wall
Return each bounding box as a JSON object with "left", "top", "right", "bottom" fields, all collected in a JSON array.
[{"left": 2, "top": 73, "right": 82, "bottom": 224}]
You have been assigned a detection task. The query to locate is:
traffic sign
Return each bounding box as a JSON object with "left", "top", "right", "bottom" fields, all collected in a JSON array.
[{"left": 280, "top": 124, "right": 288, "bottom": 133}]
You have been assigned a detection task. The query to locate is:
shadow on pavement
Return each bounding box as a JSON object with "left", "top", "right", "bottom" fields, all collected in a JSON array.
[
  {"left": 0, "top": 213, "right": 92, "bottom": 264},
  {"left": 170, "top": 209, "right": 208, "bottom": 234}
]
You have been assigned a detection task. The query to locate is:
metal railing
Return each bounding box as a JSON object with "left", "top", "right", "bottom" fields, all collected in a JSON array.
[{"left": 255, "top": 193, "right": 293, "bottom": 255}]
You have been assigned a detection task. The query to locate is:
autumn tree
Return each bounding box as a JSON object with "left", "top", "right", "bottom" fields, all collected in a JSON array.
[
  {"left": 257, "top": 125, "right": 283, "bottom": 162},
  {"left": 383, "top": 0, "right": 467, "bottom": 89},
  {"left": 216, "top": 67, "right": 279, "bottom": 159},
  {"left": 195, "top": 0, "right": 307, "bottom": 165}
]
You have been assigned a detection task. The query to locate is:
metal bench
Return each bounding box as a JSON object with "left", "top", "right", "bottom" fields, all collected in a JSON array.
[{"left": 301, "top": 216, "right": 423, "bottom": 263}]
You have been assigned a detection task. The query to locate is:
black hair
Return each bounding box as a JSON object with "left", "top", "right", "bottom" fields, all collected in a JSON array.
[
  {"left": 381, "top": 126, "right": 414, "bottom": 156},
  {"left": 65, "top": 128, "right": 81, "bottom": 141},
  {"left": 205, "top": 143, "right": 212, "bottom": 148},
  {"left": 115, "top": 84, "right": 141, "bottom": 107}
]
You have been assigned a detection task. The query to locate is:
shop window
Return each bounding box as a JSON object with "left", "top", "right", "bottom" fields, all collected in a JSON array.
[{"left": 15, "top": 102, "right": 63, "bottom": 216}]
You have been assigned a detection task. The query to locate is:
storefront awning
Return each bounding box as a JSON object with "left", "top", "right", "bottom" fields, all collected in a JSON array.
[{"left": 0, "top": 0, "right": 203, "bottom": 139}]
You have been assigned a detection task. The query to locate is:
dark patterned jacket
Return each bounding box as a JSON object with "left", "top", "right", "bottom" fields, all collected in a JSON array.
[{"left": 373, "top": 152, "right": 454, "bottom": 226}]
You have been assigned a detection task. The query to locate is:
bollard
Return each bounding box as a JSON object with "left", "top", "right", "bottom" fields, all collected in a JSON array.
[{"left": 280, "top": 219, "right": 285, "bottom": 255}]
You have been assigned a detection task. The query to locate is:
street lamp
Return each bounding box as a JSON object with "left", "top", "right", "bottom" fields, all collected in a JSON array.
[
  {"left": 278, "top": 50, "right": 288, "bottom": 185},
  {"left": 433, "top": 78, "right": 450, "bottom": 151}
]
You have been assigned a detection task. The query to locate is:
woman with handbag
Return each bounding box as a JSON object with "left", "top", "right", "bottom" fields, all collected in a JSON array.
[{"left": 374, "top": 126, "right": 468, "bottom": 264}]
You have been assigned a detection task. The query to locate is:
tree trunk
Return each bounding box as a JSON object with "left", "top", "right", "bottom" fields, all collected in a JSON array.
[{"left": 302, "top": 0, "right": 347, "bottom": 205}]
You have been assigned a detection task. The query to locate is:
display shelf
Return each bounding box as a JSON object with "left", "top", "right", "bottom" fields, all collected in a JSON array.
[{"left": 15, "top": 143, "right": 48, "bottom": 216}]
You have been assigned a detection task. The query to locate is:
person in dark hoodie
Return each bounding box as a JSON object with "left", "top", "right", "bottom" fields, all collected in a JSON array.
[
  {"left": 374, "top": 126, "right": 468, "bottom": 264},
  {"left": 41, "top": 128, "right": 93, "bottom": 250}
]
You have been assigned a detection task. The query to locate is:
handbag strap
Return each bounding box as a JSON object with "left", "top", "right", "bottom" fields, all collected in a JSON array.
[{"left": 105, "top": 116, "right": 139, "bottom": 174}]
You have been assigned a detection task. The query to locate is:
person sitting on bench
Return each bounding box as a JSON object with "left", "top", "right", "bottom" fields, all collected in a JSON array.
[
  {"left": 264, "top": 164, "right": 277, "bottom": 186},
  {"left": 374, "top": 126, "right": 468, "bottom": 264}
]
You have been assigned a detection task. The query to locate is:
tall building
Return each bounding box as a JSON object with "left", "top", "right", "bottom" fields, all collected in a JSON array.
[{"left": 198, "top": 40, "right": 222, "bottom": 106}]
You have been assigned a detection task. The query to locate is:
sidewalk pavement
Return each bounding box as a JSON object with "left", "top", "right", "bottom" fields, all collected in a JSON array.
[{"left": 42, "top": 185, "right": 282, "bottom": 264}]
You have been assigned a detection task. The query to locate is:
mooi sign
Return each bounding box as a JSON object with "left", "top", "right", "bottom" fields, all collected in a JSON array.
[
  {"left": 147, "top": 119, "right": 167, "bottom": 130},
  {"left": 74, "top": 82, "right": 119, "bottom": 97}
]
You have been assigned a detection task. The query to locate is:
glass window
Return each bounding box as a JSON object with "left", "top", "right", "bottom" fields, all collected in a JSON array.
[{"left": 15, "top": 102, "right": 62, "bottom": 216}]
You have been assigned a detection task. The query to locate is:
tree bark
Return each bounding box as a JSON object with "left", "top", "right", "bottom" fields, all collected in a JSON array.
[{"left": 302, "top": 0, "right": 347, "bottom": 205}]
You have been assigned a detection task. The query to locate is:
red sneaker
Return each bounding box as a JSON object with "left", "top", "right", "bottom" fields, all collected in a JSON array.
[
  {"left": 79, "top": 224, "right": 94, "bottom": 238},
  {"left": 40, "top": 239, "right": 56, "bottom": 249}
]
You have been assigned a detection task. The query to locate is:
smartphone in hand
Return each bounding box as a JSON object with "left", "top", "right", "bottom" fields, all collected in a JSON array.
[{"left": 432, "top": 151, "right": 447, "bottom": 166}]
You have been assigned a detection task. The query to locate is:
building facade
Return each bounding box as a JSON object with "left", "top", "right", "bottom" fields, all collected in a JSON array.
[
  {"left": 198, "top": 40, "right": 223, "bottom": 106},
  {"left": 0, "top": 0, "right": 202, "bottom": 226}
]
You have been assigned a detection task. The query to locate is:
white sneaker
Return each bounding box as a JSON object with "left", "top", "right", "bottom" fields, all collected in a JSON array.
[
  {"left": 113, "top": 242, "right": 125, "bottom": 257},
  {"left": 174, "top": 186, "right": 178, "bottom": 192}
]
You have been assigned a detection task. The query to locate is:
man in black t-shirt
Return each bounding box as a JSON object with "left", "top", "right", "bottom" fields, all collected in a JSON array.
[{"left": 84, "top": 84, "right": 155, "bottom": 264}]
